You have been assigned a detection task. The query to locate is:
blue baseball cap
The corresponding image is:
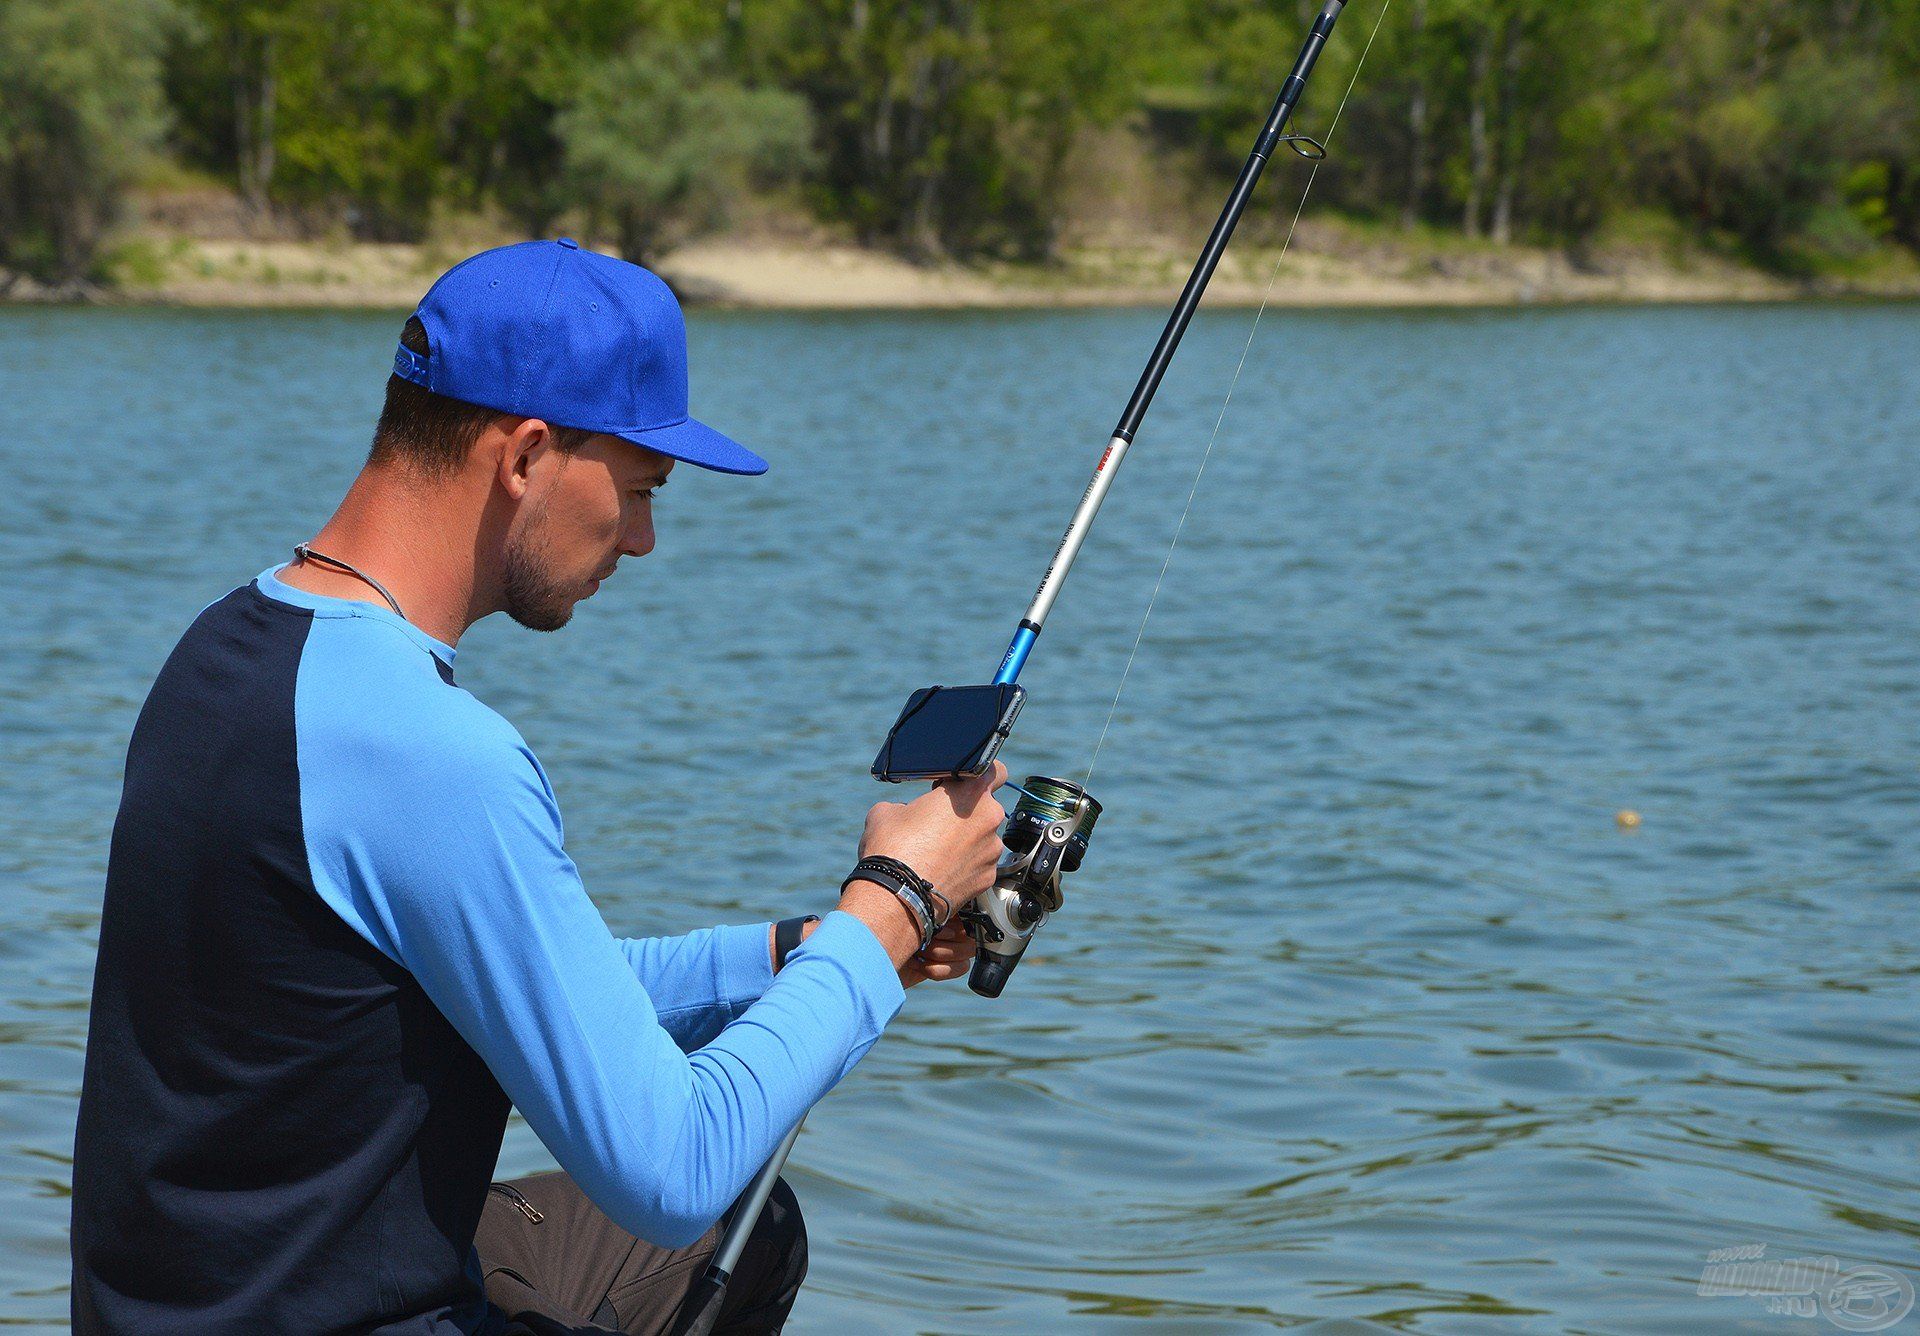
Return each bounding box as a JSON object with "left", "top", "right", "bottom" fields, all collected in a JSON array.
[{"left": 393, "top": 238, "right": 766, "bottom": 476}]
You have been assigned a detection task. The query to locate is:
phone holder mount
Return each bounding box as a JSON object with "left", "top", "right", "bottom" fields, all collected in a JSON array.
[
  {"left": 960, "top": 777, "right": 1102, "bottom": 997},
  {"left": 871, "top": 684, "right": 1025, "bottom": 784}
]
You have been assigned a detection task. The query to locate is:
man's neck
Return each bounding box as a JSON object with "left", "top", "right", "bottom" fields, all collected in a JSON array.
[{"left": 278, "top": 466, "right": 493, "bottom": 646}]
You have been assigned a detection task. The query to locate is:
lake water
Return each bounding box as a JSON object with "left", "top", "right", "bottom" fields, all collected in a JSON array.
[{"left": 2, "top": 301, "right": 1917, "bottom": 1333}]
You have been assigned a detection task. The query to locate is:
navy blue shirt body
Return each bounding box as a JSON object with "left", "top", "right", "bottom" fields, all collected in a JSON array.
[{"left": 72, "top": 572, "right": 903, "bottom": 1333}]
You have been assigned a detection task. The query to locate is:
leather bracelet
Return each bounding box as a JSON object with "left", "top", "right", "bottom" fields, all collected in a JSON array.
[
  {"left": 854, "top": 856, "right": 949, "bottom": 918},
  {"left": 772, "top": 915, "right": 819, "bottom": 971},
  {"left": 841, "top": 858, "right": 938, "bottom": 951},
  {"left": 842, "top": 862, "right": 933, "bottom": 950},
  {"left": 853, "top": 855, "right": 952, "bottom": 932}
]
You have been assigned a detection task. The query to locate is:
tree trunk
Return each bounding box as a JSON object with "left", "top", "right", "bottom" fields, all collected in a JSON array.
[
  {"left": 1492, "top": 165, "right": 1514, "bottom": 246},
  {"left": 234, "top": 28, "right": 276, "bottom": 220},
  {"left": 900, "top": 55, "right": 945, "bottom": 257},
  {"left": 1889, "top": 159, "right": 1919, "bottom": 251},
  {"left": 1491, "top": 19, "right": 1518, "bottom": 247},
  {"left": 257, "top": 33, "right": 276, "bottom": 203},
  {"left": 233, "top": 33, "right": 255, "bottom": 213},
  {"left": 1401, "top": 0, "right": 1428, "bottom": 230},
  {"left": 896, "top": 0, "right": 953, "bottom": 257},
  {"left": 909, "top": 162, "right": 941, "bottom": 258},
  {"left": 617, "top": 208, "right": 657, "bottom": 269},
  {"left": 1464, "top": 28, "right": 1491, "bottom": 239}
]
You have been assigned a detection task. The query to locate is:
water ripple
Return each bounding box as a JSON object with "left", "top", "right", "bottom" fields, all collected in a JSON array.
[{"left": 3, "top": 303, "right": 1919, "bottom": 1331}]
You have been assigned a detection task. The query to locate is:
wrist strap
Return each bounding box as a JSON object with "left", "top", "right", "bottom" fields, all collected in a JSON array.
[{"left": 773, "top": 915, "right": 819, "bottom": 971}]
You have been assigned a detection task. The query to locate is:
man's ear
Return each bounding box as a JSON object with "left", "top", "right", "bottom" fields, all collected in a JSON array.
[{"left": 496, "top": 417, "right": 556, "bottom": 501}]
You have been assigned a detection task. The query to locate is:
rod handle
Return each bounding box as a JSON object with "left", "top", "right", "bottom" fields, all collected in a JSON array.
[{"left": 665, "top": 1270, "right": 728, "bottom": 1336}]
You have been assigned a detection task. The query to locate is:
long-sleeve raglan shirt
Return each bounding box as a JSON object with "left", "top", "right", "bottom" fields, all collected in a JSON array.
[{"left": 70, "top": 567, "right": 905, "bottom": 1335}]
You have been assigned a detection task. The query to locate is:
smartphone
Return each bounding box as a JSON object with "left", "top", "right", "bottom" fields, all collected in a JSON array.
[{"left": 872, "top": 684, "right": 1026, "bottom": 782}]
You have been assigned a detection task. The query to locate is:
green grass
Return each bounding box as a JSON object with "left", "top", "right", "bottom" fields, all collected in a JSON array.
[{"left": 96, "top": 235, "right": 190, "bottom": 288}]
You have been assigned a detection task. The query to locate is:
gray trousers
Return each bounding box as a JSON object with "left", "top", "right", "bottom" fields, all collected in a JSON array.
[{"left": 476, "top": 1172, "right": 807, "bottom": 1336}]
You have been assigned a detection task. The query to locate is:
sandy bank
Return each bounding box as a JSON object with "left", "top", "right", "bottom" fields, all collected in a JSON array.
[{"left": 10, "top": 230, "right": 1920, "bottom": 311}]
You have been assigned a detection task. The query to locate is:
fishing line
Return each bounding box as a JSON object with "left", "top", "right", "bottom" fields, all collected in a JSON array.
[
  {"left": 1083, "top": 0, "right": 1394, "bottom": 791},
  {"left": 1007, "top": 776, "right": 1102, "bottom": 839},
  {"left": 684, "top": 14, "right": 1393, "bottom": 1328}
]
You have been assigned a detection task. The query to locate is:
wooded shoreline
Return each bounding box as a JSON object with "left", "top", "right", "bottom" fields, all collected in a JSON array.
[{"left": 8, "top": 2, "right": 1918, "bottom": 307}]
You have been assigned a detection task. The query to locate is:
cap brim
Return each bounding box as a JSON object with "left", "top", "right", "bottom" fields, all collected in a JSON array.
[{"left": 614, "top": 417, "right": 768, "bottom": 476}]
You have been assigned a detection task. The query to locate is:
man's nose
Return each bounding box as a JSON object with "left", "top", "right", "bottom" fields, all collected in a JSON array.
[{"left": 620, "top": 510, "right": 655, "bottom": 558}]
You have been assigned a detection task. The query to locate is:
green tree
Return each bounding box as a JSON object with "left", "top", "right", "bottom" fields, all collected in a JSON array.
[
  {"left": 0, "top": 0, "right": 183, "bottom": 286},
  {"left": 1851, "top": 0, "right": 1920, "bottom": 250},
  {"left": 553, "top": 40, "right": 813, "bottom": 266},
  {"left": 758, "top": 0, "right": 1152, "bottom": 259},
  {"left": 1637, "top": 0, "right": 1911, "bottom": 261},
  {"left": 164, "top": 0, "right": 645, "bottom": 237},
  {"left": 35, "top": 0, "right": 1920, "bottom": 280}
]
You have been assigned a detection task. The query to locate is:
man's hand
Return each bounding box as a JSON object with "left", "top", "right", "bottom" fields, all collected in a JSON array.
[
  {"left": 859, "top": 760, "right": 1008, "bottom": 905},
  {"left": 772, "top": 916, "right": 981, "bottom": 986},
  {"left": 899, "top": 922, "right": 978, "bottom": 988},
  {"left": 839, "top": 761, "right": 1008, "bottom": 967}
]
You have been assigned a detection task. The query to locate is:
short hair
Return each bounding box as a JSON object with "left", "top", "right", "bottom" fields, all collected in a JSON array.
[{"left": 368, "top": 316, "right": 594, "bottom": 478}]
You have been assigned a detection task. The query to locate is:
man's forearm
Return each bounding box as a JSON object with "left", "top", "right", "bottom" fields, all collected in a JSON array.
[{"left": 617, "top": 923, "right": 774, "bottom": 1050}]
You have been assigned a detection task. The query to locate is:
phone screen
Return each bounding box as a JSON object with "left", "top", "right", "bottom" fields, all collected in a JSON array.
[{"left": 873, "top": 684, "right": 1024, "bottom": 781}]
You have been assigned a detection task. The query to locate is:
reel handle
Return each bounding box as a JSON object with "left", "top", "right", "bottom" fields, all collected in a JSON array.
[{"left": 962, "top": 879, "right": 1046, "bottom": 998}]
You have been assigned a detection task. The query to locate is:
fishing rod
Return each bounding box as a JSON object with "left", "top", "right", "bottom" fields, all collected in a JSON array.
[
  {"left": 669, "top": 4, "right": 1358, "bottom": 1330},
  {"left": 885, "top": 0, "right": 1351, "bottom": 999}
]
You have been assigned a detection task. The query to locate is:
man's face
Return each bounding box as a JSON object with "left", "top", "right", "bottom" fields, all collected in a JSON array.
[{"left": 502, "top": 434, "right": 672, "bottom": 632}]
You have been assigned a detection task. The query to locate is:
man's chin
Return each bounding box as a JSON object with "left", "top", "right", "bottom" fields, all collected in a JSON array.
[
  {"left": 500, "top": 543, "right": 589, "bottom": 632},
  {"left": 503, "top": 594, "right": 577, "bottom": 633}
]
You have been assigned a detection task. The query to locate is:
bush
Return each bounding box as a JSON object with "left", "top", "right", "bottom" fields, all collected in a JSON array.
[
  {"left": 0, "top": 0, "right": 183, "bottom": 286},
  {"left": 554, "top": 41, "right": 814, "bottom": 268}
]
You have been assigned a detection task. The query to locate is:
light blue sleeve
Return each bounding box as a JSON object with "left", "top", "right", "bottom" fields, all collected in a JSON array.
[
  {"left": 614, "top": 924, "right": 775, "bottom": 1052},
  {"left": 296, "top": 622, "right": 904, "bottom": 1246}
]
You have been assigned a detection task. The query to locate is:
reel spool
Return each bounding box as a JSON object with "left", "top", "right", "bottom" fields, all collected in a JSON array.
[{"left": 961, "top": 777, "right": 1102, "bottom": 997}]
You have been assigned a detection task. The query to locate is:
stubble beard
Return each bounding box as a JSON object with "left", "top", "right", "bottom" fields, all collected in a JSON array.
[{"left": 501, "top": 504, "right": 577, "bottom": 633}]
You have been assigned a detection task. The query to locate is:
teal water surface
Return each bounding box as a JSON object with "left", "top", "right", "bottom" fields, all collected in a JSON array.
[{"left": 1, "top": 302, "right": 1917, "bottom": 1333}]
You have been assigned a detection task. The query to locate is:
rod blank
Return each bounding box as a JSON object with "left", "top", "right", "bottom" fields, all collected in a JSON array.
[{"left": 1000, "top": 0, "right": 1350, "bottom": 675}]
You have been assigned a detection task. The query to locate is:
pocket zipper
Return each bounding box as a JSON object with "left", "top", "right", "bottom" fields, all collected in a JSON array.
[{"left": 487, "top": 1183, "right": 545, "bottom": 1223}]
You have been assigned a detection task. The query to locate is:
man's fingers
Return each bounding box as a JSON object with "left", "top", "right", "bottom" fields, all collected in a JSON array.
[
  {"left": 918, "top": 930, "right": 977, "bottom": 960},
  {"left": 900, "top": 921, "right": 979, "bottom": 986},
  {"left": 933, "top": 760, "right": 1010, "bottom": 817}
]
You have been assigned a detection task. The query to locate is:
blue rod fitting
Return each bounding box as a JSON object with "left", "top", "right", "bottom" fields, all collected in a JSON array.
[{"left": 993, "top": 625, "right": 1039, "bottom": 685}]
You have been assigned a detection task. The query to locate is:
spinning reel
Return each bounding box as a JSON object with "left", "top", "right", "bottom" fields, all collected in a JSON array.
[{"left": 960, "top": 777, "right": 1102, "bottom": 998}]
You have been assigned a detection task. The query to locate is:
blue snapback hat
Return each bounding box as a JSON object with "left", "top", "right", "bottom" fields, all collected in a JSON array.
[{"left": 393, "top": 238, "right": 766, "bottom": 476}]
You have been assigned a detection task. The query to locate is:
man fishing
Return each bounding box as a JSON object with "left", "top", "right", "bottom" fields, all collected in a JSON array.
[{"left": 69, "top": 238, "right": 1007, "bottom": 1335}]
